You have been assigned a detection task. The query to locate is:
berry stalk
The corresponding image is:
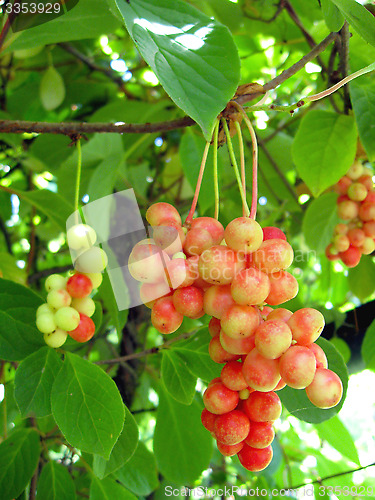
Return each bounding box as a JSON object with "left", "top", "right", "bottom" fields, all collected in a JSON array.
[{"left": 185, "top": 140, "right": 211, "bottom": 225}]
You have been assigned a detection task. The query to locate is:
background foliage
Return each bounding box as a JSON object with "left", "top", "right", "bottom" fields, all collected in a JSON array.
[{"left": 0, "top": 0, "right": 375, "bottom": 498}]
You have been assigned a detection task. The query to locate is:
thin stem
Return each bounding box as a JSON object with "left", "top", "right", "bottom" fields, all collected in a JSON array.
[
  {"left": 213, "top": 120, "right": 220, "bottom": 220},
  {"left": 74, "top": 140, "right": 82, "bottom": 215},
  {"left": 185, "top": 140, "right": 210, "bottom": 225},
  {"left": 233, "top": 104, "right": 258, "bottom": 219},
  {"left": 222, "top": 119, "right": 250, "bottom": 217},
  {"left": 234, "top": 121, "right": 246, "bottom": 217}
]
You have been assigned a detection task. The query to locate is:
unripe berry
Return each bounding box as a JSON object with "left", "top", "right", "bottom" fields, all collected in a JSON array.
[
  {"left": 242, "top": 348, "right": 281, "bottom": 392},
  {"left": 55, "top": 307, "right": 80, "bottom": 331},
  {"left": 183, "top": 228, "right": 214, "bottom": 256},
  {"left": 307, "top": 343, "right": 328, "bottom": 369},
  {"left": 203, "top": 285, "right": 236, "bottom": 319},
  {"left": 82, "top": 272, "right": 103, "bottom": 289},
  {"left": 242, "top": 391, "right": 282, "bottom": 422},
  {"left": 129, "top": 243, "right": 169, "bottom": 283},
  {"left": 287, "top": 308, "right": 325, "bottom": 345},
  {"left": 337, "top": 200, "right": 359, "bottom": 220},
  {"left": 346, "top": 161, "right": 363, "bottom": 180},
  {"left": 334, "top": 176, "right": 352, "bottom": 195},
  {"left": 253, "top": 239, "right": 294, "bottom": 273},
  {"left": 262, "top": 226, "right": 287, "bottom": 241},
  {"left": 279, "top": 345, "right": 316, "bottom": 389},
  {"left": 224, "top": 217, "right": 263, "bottom": 254},
  {"left": 172, "top": 286, "right": 204, "bottom": 318},
  {"left": 347, "top": 182, "right": 368, "bottom": 201},
  {"left": 209, "top": 335, "right": 240, "bottom": 364},
  {"left": 198, "top": 246, "right": 245, "bottom": 285},
  {"left": 333, "top": 234, "right": 350, "bottom": 253},
  {"left": 45, "top": 274, "right": 67, "bottom": 292},
  {"left": 221, "top": 361, "right": 248, "bottom": 391},
  {"left": 44, "top": 328, "right": 68, "bottom": 348},
  {"left": 220, "top": 329, "right": 256, "bottom": 355},
  {"left": 47, "top": 289, "right": 71, "bottom": 309},
  {"left": 214, "top": 410, "right": 250, "bottom": 445},
  {"left": 75, "top": 247, "right": 108, "bottom": 273},
  {"left": 151, "top": 297, "right": 183, "bottom": 334},
  {"left": 208, "top": 317, "right": 221, "bottom": 337},
  {"left": 358, "top": 174, "right": 373, "bottom": 191},
  {"left": 305, "top": 368, "right": 343, "bottom": 408},
  {"left": 139, "top": 282, "right": 171, "bottom": 308},
  {"left": 203, "top": 382, "right": 239, "bottom": 414},
  {"left": 67, "top": 224, "right": 97, "bottom": 250},
  {"left": 71, "top": 297, "right": 96, "bottom": 317},
  {"left": 266, "top": 270, "right": 298, "bottom": 306},
  {"left": 237, "top": 444, "right": 273, "bottom": 472},
  {"left": 244, "top": 421, "right": 274, "bottom": 449},
  {"left": 231, "top": 268, "right": 271, "bottom": 306},
  {"left": 36, "top": 313, "right": 57, "bottom": 334},
  {"left": 191, "top": 217, "right": 224, "bottom": 245},
  {"left": 217, "top": 441, "right": 244, "bottom": 457},
  {"left": 36, "top": 304, "right": 55, "bottom": 317},
  {"left": 164, "top": 258, "right": 195, "bottom": 289},
  {"left": 220, "top": 304, "right": 260, "bottom": 339},
  {"left": 146, "top": 202, "right": 182, "bottom": 226},
  {"left": 359, "top": 202, "right": 375, "bottom": 221},
  {"left": 267, "top": 308, "right": 292, "bottom": 322},
  {"left": 255, "top": 320, "right": 292, "bottom": 359},
  {"left": 152, "top": 220, "right": 185, "bottom": 255},
  {"left": 325, "top": 244, "right": 340, "bottom": 261},
  {"left": 361, "top": 237, "right": 375, "bottom": 255},
  {"left": 334, "top": 223, "right": 348, "bottom": 235},
  {"left": 347, "top": 228, "right": 365, "bottom": 247},
  {"left": 363, "top": 221, "right": 375, "bottom": 238}
]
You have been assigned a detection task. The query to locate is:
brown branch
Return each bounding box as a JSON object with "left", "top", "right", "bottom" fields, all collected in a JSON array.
[
  {"left": 290, "top": 461, "right": 375, "bottom": 490},
  {"left": 283, "top": 0, "right": 328, "bottom": 75},
  {"left": 28, "top": 265, "right": 73, "bottom": 284},
  {"left": 338, "top": 21, "right": 351, "bottom": 114},
  {"left": 58, "top": 43, "right": 133, "bottom": 98},
  {"left": 0, "top": 32, "right": 338, "bottom": 135},
  {"left": 95, "top": 329, "right": 195, "bottom": 366},
  {"left": 0, "top": 1, "right": 21, "bottom": 52},
  {"left": 243, "top": 0, "right": 284, "bottom": 24}
]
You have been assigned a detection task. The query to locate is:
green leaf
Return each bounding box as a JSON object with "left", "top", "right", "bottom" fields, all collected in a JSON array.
[
  {"left": 348, "top": 256, "right": 375, "bottom": 301},
  {"left": 279, "top": 338, "right": 349, "bottom": 423},
  {"left": 320, "top": 0, "right": 345, "bottom": 31},
  {"left": 161, "top": 350, "right": 197, "bottom": 405},
  {"left": 93, "top": 406, "right": 139, "bottom": 479},
  {"left": 90, "top": 477, "right": 137, "bottom": 500},
  {"left": 329, "top": 337, "right": 351, "bottom": 364},
  {"left": 0, "top": 428, "right": 41, "bottom": 500},
  {"left": 0, "top": 252, "right": 27, "bottom": 285},
  {"left": 292, "top": 111, "right": 357, "bottom": 197},
  {"left": 117, "top": 0, "right": 240, "bottom": 139},
  {"left": 6, "top": 0, "right": 120, "bottom": 51},
  {"left": 0, "top": 278, "right": 44, "bottom": 361},
  {"left": 51, "top": 353, "right": 125, "bottom": 459},
  {"left": 12, "top": 189, "right": 74, "bottom": 231},
  {"left": 316, "top": 416, "right": 360, "bottom": 465},
  {"left": 331, "top": 0, "right": 375, "bottom": 47},
  {"left": 302, "top": 193, "right": 339, "bottom": 254},
  {"left": 172, "top": 328, "right": 221, "bottom": 382},
  {"left": 361, "top": 319, "right": 375, "bottom": 371},
  {"left": 36, "top": 461, "right": 76, "bottom": 500},
  {"left": 40, "top": 66, "right": 65, "bottom": 111},
  {"left": 98, "top": 271, "right": 128, "bottom": 334},
  {"left": 350, "top": 81, "right": 375, "bottom": 161},
  {"left": 153, "top": 384, "right": 213, "bottom": 484},
  {"left": 115, "top": 441, "right": 159, "bottom": 496},
  {"left": 14, "top": 347, "right": 63, "bottom": 418}
]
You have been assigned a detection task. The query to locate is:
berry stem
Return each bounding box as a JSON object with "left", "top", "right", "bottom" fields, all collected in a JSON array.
[
  {"left": 222, "top": 118, "right": 250, "bottom": 217},
  {"left": 74, "top": 139, "right": 82, "bottom": 219},
  {"left": 233, "top": 103, "right": 258, "bottom": 220},
  {"left": 234, "top": 120, "right": 246, "bottom": 217},
  {"left": 213, "top": 119, "right": 220, "bottom": 220},
  {"left": 185, "top": 139, "right": 210, "bottom": 225}
]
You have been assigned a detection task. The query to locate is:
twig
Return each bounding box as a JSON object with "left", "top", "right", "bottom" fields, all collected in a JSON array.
[
  {"left": 290, "top": 461, "right": 375, "bottom": 490},
  {"left": 0, "top": 216, "right": 12, "bottom": 254},
  {"left": 0, "top": 33, "right": 338, "bottom": 135},
  {"left": 95, "top": 329, "right": 195, "bottom": 366},
  {"left": 243, "top": 0, "right": 284, "bottom": 23},
  {"left": 338, "top": 21, "right": 351, "bottom": 114},
  {"left": 28, "top": 265, "right": 73, "bottom": 284}
]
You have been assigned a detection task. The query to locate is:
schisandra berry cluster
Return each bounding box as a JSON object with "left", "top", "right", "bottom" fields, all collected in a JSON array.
[
  {"left": 326, "top": 161, "right": 375, "bottom": 267},
  {"left": 36, "top": 224, "right": 107, "bottom": 348},
  {"left": 128, "top": 202, "right": 343, "bottom": 472}
]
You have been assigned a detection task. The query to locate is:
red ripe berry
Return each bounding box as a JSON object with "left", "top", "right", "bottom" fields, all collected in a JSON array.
[
  {"left": 262, "top": 226, "right": 287, "bottom": 241},
  {"left": 334, "top": 176, "right": 352, "bottom": 195},
  {"left": 201, "top": 408, "right": 217, "bottom": 434},
  {"left": 339, "top": 246, "right": 361, "bottom": 268},
  {"left": 68, "top": 313, "right": 95, "bottom": 342},
  {"left": 217, "top": 441, "right": 244, "bottom": 457},
  {"left": 237, "top": 444, "right": 273, "bottom": 471},
  {"left": 66, "top": 273, "right": 93, "bottom": 298}
]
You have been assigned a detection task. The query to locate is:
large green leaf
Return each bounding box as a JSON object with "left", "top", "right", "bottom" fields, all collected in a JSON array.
[
  {"left": 51, "top": 353, "right": 125, "bottom": 459},
  {"left": 98, "top": 271, "right": 128, "bottom": 335},
  {"left": 350, "top": 82, "right": 375, "bottom": 162},
  {"left": 361, "top": 319, "right": 375, "bottom": 371},
  {"left": 279, "top": 338, "right": 349, "bottom": 423},
  {"left": 115, "top": 441, "right": 159, "bottom": 496},
  {"left": 348, "top": 256, "right": 375, "bottom": 301},
  {"left": 116, "top": 0, "right": 240, "bottom": 139},
  {"left": 316, "top": 416, "right": 360, "bottom": 465},
  {"left": 153, "top": 384, "right": 213, "bottom": 484},
  {"left": 0, "top": 428, "right": 41, "bottom": 500},
  {"left": 6, "top": 0, "right": 120, "bottom": 51},
  {"left": 302, "top": 193, "right": 339, "bottom": 254},
  {"left": 14, "top": 347, "right": 63, "bottom": 418},
  {"left": 331, "top": 0, "right": 375, "bottom": 46},
  {"left": 90, "top": 477, "right": 137, "bottom": 500},
  {"left": 93, "top": 406, "right": 139, "bottom": 479},
  {"left": 0, "top": 278, "right": 44, "bottom": 361},
  {"left": 172, "top": 328, "right": 221, "bottom": 382},
  {"left": 321, "top": 0, "right": 345, "bottom": 31},
  {"left": 161, "top": 350, "right": 197, "bottom": 405},
  {"left": 292, "top": 111, "right": 357, "bottom": 197},
  {"left": 36, "top": 461, "right": 76, "bottom": 500}
]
